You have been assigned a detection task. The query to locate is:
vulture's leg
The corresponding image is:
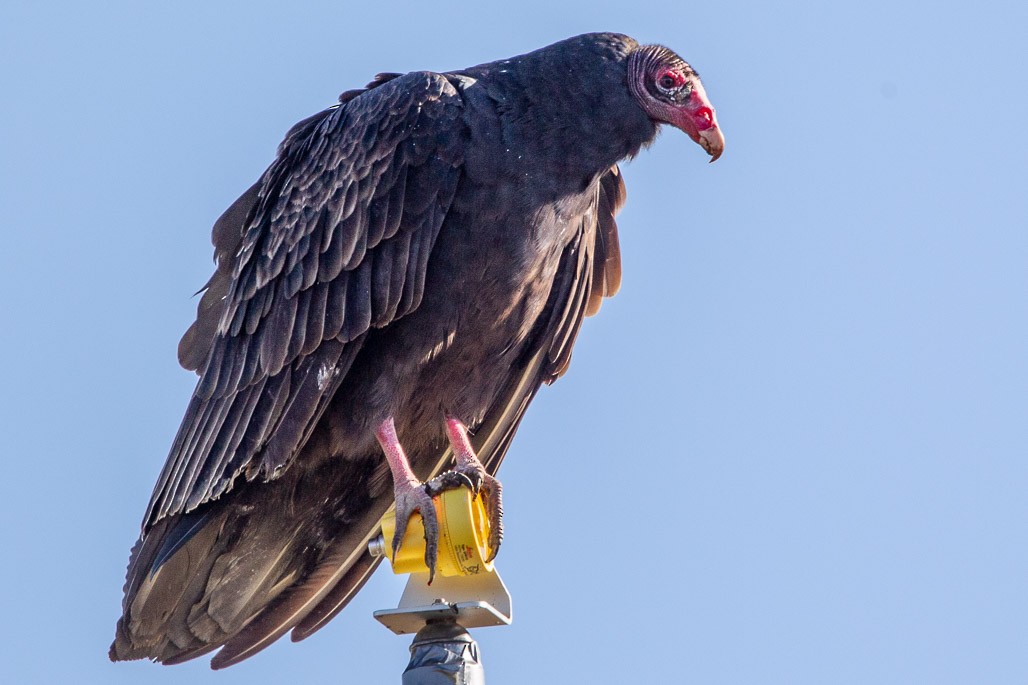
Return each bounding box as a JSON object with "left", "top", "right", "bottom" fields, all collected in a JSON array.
[
  {"left": 376, "top": 417, "right": 440, "bottom": 579},
  {"left": 424, "top": 415, "right": 503, "bottom": 561}
]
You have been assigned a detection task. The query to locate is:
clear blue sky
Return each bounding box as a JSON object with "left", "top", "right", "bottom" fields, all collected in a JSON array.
[{"left": 1, "top": 1, "right": 1025, "bottom": 683}]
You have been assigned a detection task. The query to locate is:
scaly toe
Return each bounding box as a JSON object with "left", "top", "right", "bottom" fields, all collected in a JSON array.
[
  {"left": 392, "top": 484, "right": 441, "bottom": 582},
  {"left": 480, "top": 474, "right": 504, "bottom": 562}
]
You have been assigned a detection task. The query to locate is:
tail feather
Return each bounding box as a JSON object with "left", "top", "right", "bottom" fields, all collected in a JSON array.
[
  {"left": 111, "top": 508, "right": 234, "bottom": 661},
  {"left": 110, "top": 455, "right": 385, "bottom": 667},
  {"left": 210, "top": 497, "right": 391, "bottom": 668},
  {"left": 291, "top": 552, "right": 380, "bottom": 642}
]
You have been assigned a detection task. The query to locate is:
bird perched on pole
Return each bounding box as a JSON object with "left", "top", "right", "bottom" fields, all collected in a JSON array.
[{"left": 111, "top": 32, "right": 724, "bottom": 668}]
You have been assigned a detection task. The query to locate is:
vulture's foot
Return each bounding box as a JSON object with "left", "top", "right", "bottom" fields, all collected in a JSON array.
[
  {"left": 376, "top": 418, "right": 442, "bottom": 581},
  {"left": 422, "top": 461, "right": 504, "bottom": 562},
  {"left": 375, "top": 416, "right": 504, "bottom": 581},
  {"left": 437, "top": 415, "right": 504, "bottom": 562}
]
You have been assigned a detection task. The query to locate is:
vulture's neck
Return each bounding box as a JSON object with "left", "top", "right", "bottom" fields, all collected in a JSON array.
[{"left": 454, "top": 56, "right": 656, "bottom": 197}]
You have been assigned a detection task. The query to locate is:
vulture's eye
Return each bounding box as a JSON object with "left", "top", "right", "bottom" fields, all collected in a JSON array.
[{"left": 655, "top": 70, "right": 686, "bottom": 93}]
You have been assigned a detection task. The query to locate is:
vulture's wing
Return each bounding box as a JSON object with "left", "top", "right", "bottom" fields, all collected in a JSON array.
[
  {"left": 473, "top": 166, "right": 624, "bottom": 475},
  {"left": 144, "top": 72, "right": 466, "bottom": 530}
]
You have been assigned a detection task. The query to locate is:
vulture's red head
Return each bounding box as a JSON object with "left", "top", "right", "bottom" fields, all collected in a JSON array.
[{"left": 628, "top": 45, "right": 724, "bottom": 162}]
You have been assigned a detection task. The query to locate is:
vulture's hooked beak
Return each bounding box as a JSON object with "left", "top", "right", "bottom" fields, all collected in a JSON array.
[
  {"left": 698, "top": 126, "right": 725, "bottom": 163},
  {"left": 672, "top": 78, "right": 724, "bottom": 163}
]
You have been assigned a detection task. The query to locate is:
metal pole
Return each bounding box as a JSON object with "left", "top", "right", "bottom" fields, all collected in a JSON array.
[{"left": 402, "top": 618, "right": 485, "bottom": 685}]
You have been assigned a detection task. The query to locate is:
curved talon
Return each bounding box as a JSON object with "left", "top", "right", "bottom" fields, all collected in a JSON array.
[
  {"left": 459, "top": 465, "right": 485, "bottom": 493},
  {"left": 424, "top": 470, "right": 477, "bottom": 497}
]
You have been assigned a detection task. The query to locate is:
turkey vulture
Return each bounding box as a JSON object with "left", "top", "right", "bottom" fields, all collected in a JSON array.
[{"left": 111, "top": 32, "right": 723, "bottom": 668}]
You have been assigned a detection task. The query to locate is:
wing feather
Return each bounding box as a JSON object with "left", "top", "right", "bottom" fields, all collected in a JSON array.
[
  {"left": 587, "top": 165, "right": 625, "bottom": 315},
  {"left": 479, "top": 165, "right": 625, "bottom": 467}
]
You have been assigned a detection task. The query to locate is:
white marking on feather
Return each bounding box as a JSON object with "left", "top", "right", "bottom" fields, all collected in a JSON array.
[
  {"left": 421, "top": 329, "right": 457, "bottom": 364},
  {"left": 317, "top": 363, "right": 336, "bottom": 390}
]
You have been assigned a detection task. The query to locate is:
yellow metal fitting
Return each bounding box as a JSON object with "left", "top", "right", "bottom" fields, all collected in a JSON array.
[{"left": 379, "top": 486, "right": 495, "bottom": 577}]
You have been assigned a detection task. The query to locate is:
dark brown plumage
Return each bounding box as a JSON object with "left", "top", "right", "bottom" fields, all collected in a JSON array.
[{"left": 111, "top": 32, "right": 723, "bottom": 668}]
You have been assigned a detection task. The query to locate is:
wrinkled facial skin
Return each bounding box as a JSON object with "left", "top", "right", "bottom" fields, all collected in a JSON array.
[{"left": 628, "top": 45, "right": 725, "bottom": 161}]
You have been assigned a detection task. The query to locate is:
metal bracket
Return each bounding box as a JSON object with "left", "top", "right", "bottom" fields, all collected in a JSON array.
[{"left": 373, "top": 568, "right": 512, "bottom": 635}]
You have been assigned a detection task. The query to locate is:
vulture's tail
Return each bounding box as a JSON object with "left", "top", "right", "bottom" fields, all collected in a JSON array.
[{"left": 109, "top": 454, "right": 391, "bottom": 667}]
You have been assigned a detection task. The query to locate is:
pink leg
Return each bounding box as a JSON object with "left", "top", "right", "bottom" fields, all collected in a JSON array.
[
  {"left": 375, "top": 417, "right": 440, "bottom": 580},
  {"left": 376, "top": 418, "right": 420, "bottom": 490},
  {"left": 445, "top": 415, "right": 485, "bottom": 472}
]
